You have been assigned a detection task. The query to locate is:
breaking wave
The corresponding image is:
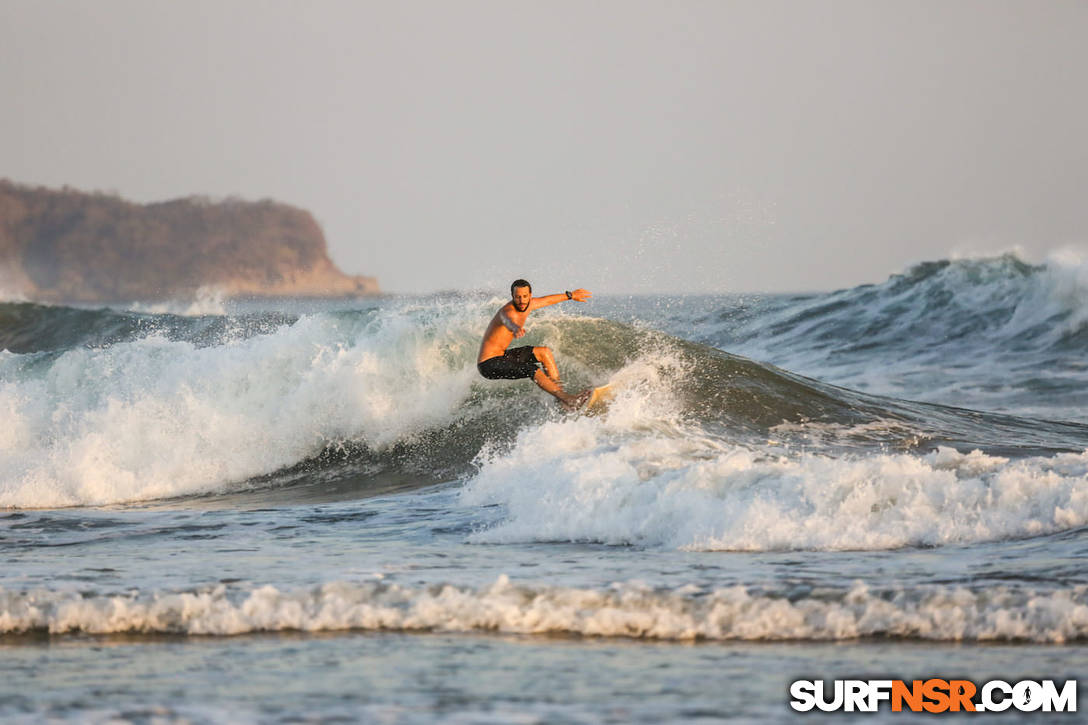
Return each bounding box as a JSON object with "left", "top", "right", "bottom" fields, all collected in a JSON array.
[
  {"left": 3, "top": 291, "right": 1088, "bottom": 513},
  {"left": 4, "top": 576, "right": 1088, "bottom": 643}
]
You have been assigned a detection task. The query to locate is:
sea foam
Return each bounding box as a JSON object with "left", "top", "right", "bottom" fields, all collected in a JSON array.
[
  {"left": 4, "top": 576, "right": 1088, "bottom": 643},
  {"left": 462, "top": 397, "right": 1088, "bottom": 550},
  {"left": 0, "top": 304, "right": 483, "bottom": 508}
]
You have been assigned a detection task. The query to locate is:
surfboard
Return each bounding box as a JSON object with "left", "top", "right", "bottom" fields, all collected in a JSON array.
[{"left": 583, "top": 384, "right": 614, "bottom": 414}]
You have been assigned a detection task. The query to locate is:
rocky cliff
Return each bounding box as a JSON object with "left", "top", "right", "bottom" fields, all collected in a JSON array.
[{"left": 0, "top": 180, "right": 379, "bottom": 303}]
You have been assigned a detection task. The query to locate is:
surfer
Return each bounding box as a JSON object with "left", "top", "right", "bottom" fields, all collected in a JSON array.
[{"left": 478, "top": 279, "right": 592, "bottom": 409}]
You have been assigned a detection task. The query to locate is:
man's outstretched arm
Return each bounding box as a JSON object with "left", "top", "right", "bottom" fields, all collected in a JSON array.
[{"left": 529, "top": 288, "right": 591, "bottom": 311}]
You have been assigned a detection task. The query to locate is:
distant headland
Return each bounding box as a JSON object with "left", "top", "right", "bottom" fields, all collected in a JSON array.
[{"left": 0, "top": 180, "right": 379, "bottom": 303}]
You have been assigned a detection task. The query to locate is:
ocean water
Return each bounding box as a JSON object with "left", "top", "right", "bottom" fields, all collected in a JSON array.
[{"left": 3, "top": 253, "right": 1088, "bottom": 723}]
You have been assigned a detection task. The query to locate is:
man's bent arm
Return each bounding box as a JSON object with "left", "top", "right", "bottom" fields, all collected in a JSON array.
[{"left": 529, "top": 288, "right": 591, "bottom": 311}]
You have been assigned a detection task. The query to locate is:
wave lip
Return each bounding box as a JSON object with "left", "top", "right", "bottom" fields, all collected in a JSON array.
[{"left": 4, "top": 576, "right": 1088, "bottom": 644}]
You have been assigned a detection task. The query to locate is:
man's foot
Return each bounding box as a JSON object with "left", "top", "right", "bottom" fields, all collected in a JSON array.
[{"left": 558, "top": 389, "right": 592, "bottom": 412}]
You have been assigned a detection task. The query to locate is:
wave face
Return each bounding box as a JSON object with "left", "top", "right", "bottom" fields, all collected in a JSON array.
[{"left": 641, "top": 252, "right": 1088, "bottom": 420}]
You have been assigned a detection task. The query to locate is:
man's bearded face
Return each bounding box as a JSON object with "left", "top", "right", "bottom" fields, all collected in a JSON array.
[{"left": 512, "top": 287, "right": 531, "bottom": 312}]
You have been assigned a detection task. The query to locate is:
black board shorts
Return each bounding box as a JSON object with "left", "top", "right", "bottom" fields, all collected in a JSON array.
[{"left": 477, "top": 346, "right": 540, "bottom": 380}]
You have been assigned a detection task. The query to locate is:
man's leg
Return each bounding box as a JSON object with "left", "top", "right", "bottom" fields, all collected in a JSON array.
[
  {"left": 532, "top": 369, "right": 580, "bottom": 407},
  {"left": 528, "top": 349, "right": 588, "bottom": 409},
  {"left": 532, "top": 346, "right": 560, "bottom": 382}
]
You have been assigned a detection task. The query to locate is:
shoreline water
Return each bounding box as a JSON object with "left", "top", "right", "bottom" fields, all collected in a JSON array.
[{"left": 4, "top": 630, "right": 1085, "bottom": 723}]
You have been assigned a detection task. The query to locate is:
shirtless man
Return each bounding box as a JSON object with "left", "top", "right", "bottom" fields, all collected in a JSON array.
[{"left": 478, "top": 279, "right": 592, "bottom": 408}]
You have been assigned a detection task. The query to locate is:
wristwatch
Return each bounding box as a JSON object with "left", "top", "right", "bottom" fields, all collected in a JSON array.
[{"left": 566, "top": 290, "right": 573, "bottom": 300}]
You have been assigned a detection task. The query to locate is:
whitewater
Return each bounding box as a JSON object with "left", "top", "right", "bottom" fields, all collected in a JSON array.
[{"left": 3, "top": 253, "right": 1088, "bottom": 723}]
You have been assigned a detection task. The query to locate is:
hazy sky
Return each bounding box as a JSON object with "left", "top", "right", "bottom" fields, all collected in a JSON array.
[{"left": 2, "top": 0, "right": 1086, "bottom": 294}]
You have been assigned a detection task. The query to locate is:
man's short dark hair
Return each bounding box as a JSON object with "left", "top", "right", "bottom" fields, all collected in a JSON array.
[{"left": 511, "top": 279, "right": 532, "bottom": 296}]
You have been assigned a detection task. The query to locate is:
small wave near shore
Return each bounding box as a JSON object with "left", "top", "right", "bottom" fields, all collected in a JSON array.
[{"left": 5, "top": 575, "right": 1088, "bottom": 644}]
